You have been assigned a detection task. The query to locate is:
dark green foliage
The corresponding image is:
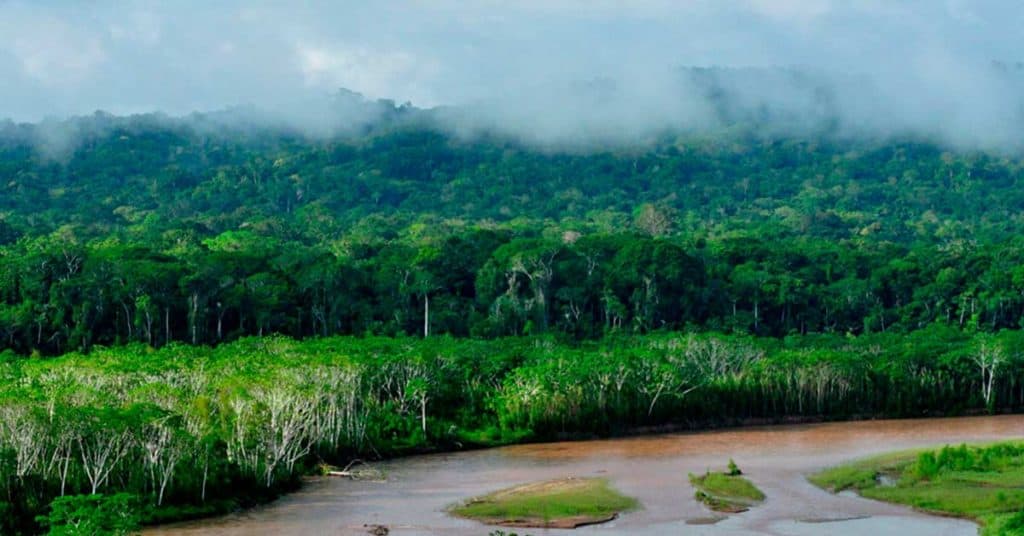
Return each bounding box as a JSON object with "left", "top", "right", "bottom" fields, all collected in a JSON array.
[
  {"left": 3, "top": 117, "right": 1024, "bottom": 353},
  {"left": 914, "top": 451, "right": 940, "bottom": 480},
  {"left": 4, "top": 114, "right": 1024, "bottom": 532},
  {"left": 40, "top": 494, "right": 141, "bottom": 536},
  {"left": 1003, "top": 510, "right": 1024, "bottom": 530}
]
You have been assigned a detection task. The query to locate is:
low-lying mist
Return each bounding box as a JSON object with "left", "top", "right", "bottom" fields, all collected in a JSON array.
[{"left": 1, "top": 2, "right": 1023, "bottom": 153}]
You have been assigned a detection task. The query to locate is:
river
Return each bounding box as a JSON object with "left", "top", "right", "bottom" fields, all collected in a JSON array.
[{"left": 148, "top": 415, "right": 1024, "bottom": 535}]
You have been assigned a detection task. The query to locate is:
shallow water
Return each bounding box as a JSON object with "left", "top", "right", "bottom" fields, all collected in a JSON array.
[{"left": 149, "top": 415, "right": 1024, "bottom": 535}]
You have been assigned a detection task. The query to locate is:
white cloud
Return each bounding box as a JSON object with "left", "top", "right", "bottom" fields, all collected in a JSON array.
[
  {"left": 296, "top": 43, "right": 438, "bottom": 105},
  {"left": 0, "top": 1, "right": 1021, "bottom": 150},
  {"left": 3, "top": 13, "right": 106, "bottom": 86}
]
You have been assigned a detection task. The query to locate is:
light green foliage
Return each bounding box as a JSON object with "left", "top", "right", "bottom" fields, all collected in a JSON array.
[
  {"left": 807, "top": 465, "right": 878, "bottom": 492},
  {"left": 450, "top": 478, "right": 638, "bottom": 525},
  {"left": 0, "top": 331, "right": 1019, "bottom": 533},
  {"left": 811, "top": 442, "right": 1024, "bottom": 535},
  {"left": 689, "top": 468, "right": 765, "bottom": 512},
  {"left": 692, "top": 473, "right": 764, "bottom": 501}
]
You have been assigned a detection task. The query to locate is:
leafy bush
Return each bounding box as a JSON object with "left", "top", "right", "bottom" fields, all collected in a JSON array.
[
  {"left": 914, "top": 452, "right": 939, "bottom": 480},
  {"left": 40, "top": 494, "right": 141, "bottom": 536}
]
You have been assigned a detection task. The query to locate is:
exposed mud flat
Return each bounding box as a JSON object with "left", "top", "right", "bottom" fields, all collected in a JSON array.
[
  {"left": 148, "top": 415, "right": 1023, "bottom": 535},
  {"left": 485, "top": 513, "right": 617, "bottom": 529}
]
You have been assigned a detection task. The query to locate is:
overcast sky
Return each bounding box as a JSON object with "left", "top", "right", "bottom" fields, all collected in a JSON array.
[{"left": 1, "top": 1, "right": 1022, "bottom": 147}]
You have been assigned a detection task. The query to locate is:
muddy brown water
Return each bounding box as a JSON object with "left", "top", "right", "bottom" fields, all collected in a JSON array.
[{"left": 148, "top": 415, "right": 1024, "bottom": 535}]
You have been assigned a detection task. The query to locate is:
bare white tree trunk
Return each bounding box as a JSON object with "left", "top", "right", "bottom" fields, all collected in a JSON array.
[
  {"left": 423, "top": 294, "right": 429, "bottom": 338},
  {"left": 78, "top": 428, "right": 133, "bottom": 494},
  {"left": 973, "top": 339, "right": 1006, "bottom": 408},
  {"left": 143, "top": 420, "right": 183, "bottom": 506},
  {"left": 420, "top": 393, "right": 428, "bottom": 434},
  {"left": 0, "top": 406, "right": 47, "bottom": 478}
]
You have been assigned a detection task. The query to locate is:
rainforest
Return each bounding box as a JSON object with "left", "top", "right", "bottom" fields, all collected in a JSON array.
[
  {"left": 7, "top": 1, "right": 1024, "bottom": 533},
  {"left": 2, "top": 106, "right": 1024, "bottom": 533}
]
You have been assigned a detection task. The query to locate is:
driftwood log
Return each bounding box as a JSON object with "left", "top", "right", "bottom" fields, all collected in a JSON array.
[{"left": 325, "top": 459, "right": 385, "bottom": 480}]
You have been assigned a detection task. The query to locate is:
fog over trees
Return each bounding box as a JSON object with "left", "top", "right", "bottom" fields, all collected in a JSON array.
[{"left": 3, "top": 2, "right": 1024, "bottom": 534}]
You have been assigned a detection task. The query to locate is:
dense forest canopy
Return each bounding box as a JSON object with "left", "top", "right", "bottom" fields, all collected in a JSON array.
[
  {"left": 2, "top": 99, "right": 1024, "bottom": 355},
  {"left": 5, "top": 1, "right": 1024, "bottom": 532},
  {"left": 3, "top": 97, "right": 1024, "bottom": 534}
]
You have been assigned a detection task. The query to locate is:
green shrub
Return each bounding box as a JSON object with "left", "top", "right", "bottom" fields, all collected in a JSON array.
[
  {"left": 40, "top": 493, "right": 141, "bottom": 536},
  {"left": 1004, "top": 510, "right": 1024, "bottom": 530},
  {"left": 914, "top": 452, "right": 939, "bottom": 480}
]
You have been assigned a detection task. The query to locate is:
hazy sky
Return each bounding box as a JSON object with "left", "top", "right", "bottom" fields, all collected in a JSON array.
[{"left": 2, "top": 1, "right": 1022, "bottom": 147}]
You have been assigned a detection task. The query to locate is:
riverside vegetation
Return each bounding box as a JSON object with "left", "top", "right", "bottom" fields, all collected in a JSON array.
[
  {"left": 5, "top": 104, "right": 1024, "bottom": 533},
  {"left": 449, "top": 477, "right": 638, "bottom": 528},
  {"left": 2, "top": 330, "right": 1022, "bottom": 534},
  {"left": 690, "top": 460, "right": 765, "bottom": 513},
  {"left": 811, "top": 441, "right": 1024, "bottom": 535}
]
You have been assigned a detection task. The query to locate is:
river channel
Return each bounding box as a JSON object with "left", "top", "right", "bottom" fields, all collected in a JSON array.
[{"left": 149, "top": 415, "right": 1024, "bottom": 535}]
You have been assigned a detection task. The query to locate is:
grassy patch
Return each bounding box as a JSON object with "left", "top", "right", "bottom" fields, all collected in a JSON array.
[
  {"left": 809, "top": 441, "right": 1024, "bottom": 536},
  {"left": 807, "top": 465, "right": 879, "bottom": 492},
  {"left": 449, "top": 477, "right": 638, "bottom": 528},
  {"left": 690, "top": 469, "right": 765, "bottom": 513}
]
